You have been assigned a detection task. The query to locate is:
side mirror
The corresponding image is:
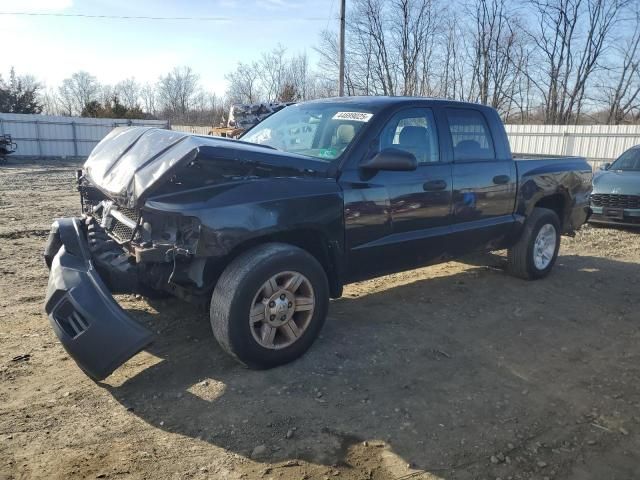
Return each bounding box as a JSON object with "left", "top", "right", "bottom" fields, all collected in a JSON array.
[
  {"left": 360, "top": 148, "right": 417, "bottom": 172},
  {"left": 600, "top": 162, "right": 611, "bottom": 171}
]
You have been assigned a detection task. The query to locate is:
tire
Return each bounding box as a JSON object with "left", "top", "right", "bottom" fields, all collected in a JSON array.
[
  {"left": 507, "top": 207, "right": 561, "bottom": 280},
  {"left": 210, "top": 243, "right": 329, "bottom": 369}
]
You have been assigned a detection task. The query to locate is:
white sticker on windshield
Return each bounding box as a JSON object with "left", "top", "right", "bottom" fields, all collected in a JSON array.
[{"left": 332, "top": 111, "right": 373, "bottom": 122}]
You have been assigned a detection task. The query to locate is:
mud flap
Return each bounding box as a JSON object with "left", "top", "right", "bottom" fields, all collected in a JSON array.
[{"left": 44, "top": 218, "right": 153, "bottom": 380}]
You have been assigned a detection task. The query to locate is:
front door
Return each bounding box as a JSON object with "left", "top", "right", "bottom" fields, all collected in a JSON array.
[{"left": 341, "top": 107, "right": 453, "bottom": 281}]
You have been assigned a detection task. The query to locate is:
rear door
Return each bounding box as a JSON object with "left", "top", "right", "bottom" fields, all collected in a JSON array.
[{"left": 444, "top": 107, "right": 517, "bottom": 254}]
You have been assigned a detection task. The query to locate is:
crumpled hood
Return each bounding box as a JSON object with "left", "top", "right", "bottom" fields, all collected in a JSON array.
[
  {"left": 84, "top": 127, "right": 202, "bottom": 205},
  {"left": 593, "top": 169, "right": 640, "bottom": 196},
  {"left": 84, "top": 127, "right": 328, "bottom": 207}
]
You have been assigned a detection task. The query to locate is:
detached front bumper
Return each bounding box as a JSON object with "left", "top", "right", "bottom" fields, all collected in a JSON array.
[{"left": 44, "top": 218, "right": 153, "bottom": 380}]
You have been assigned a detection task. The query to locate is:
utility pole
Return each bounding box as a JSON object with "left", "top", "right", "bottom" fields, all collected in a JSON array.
[{"left": 339, "top": 0, "right": 346, "bottom": 96}]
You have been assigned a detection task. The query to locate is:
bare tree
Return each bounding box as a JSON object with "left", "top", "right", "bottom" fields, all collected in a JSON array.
[
  {"left": 390, "top": 0, "right": 439, "bottom": 95},
  {"left": 602, "top": 9, "right": 640, "bottom": 123},
  {"left": 466, "top": 0, "right": 525, "bottom": 115},
  {"left": 288, "top": 53, "right": 310, "bottom": 100},
  {"left": 314, "top": 30, "right": 345, "bottom": 96},
  {"left": 257, "top": 45, "right": 289, "bottom": 101},
  {"left": 157, "top": 66, "right": 199, "bottom": 121},
  {"left": 437, "top": 11, "right": 467, "bottom": 99},
  {"left": 39, "top": 87, "right": 63, "bottom": 115},
  {"left": 527, "top": 0, "right": 628, "bottom": 124},
  {"left": 310, "top": 0, "right": 640, "bottom": 124},
  {"left": 506, "top": 44, "right": 536, "bottom": 123},
  {"left": 98, "top": 84, "right": 115, "bottom": 107},
  {"left": 14, "top": 0, "right": 640, "bottom": 125},
  {"left": 115, "top": 78, "right": 140, "bottom": 110},
  {"left": 225, "top": 62, "right": 262, "bottom": 104},
  {"left": 351, "top": 0, "right": 396, "bottom": 94},
  {"left": 58, "top": 71, "right": 100, "bottom": 116},
  {"left": 186, "top": 90, "right": 223, "bottom": 125},
  {"left": 316, "top": 0, "right": 441, "bottom": 97},
  {"left": 140, "top": 82, "right": 158, "bottom": 116}
]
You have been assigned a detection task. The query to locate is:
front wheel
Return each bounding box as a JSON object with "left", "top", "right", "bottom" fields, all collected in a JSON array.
[
  {"left": 210, "top": 243, "right": 329, "bottom": 369},
  {"left": 507, "top": 207, "right": 561, "bottom": 280}
]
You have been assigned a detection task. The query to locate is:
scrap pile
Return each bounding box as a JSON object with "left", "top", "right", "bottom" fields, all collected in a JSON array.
[
  {"left": 209, "top": 102, "right": 294, "bottom": 138},
  {"left": 0, "top": 134, "right": 17, "bottom": 164}
]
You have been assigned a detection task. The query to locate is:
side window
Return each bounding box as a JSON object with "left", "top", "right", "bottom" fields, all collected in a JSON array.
[
  {"left": 613, "top": 148, "right": 640, "bottom": 170},
  {"left": 446, "top": 109, "right": 496, "bottom": 161},
  {"left": 380, "top": 108, "right": 439, "bottom": 164}
]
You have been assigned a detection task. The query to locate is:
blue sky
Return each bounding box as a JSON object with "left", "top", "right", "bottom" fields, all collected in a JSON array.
[{"left": 1, "top": 0, "right": 338, "bottom": 94}]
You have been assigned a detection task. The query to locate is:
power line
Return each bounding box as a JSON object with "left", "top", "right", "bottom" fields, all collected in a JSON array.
[
  {"left": 324, "top": 0, "right": 337, "bottom": 32},
  {"left": 0, "top": 12, "right": 328, "bottom": 22}
]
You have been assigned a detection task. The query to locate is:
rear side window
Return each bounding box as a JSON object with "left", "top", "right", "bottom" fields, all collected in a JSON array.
[{"left": 446, "top": 109, "right": 495, "bottom": 162}]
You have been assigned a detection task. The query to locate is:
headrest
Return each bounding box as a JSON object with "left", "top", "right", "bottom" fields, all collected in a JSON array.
[
  {"left": 336, "top": 124, "right": 356, "bottom": 144},
  {"left": 399, "top": 126, "right": 427, "bottom": 146},
  {"left": 456, "top": 139, "right": 481, "bottom": 153}
]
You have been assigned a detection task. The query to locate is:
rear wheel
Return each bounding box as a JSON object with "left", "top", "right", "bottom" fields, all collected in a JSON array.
[
  {"left": 210, "top": 243, "right": 329, "bottom": 368},
  {"left": 507, "top": 207, "right": 561, "bottom": 280}
]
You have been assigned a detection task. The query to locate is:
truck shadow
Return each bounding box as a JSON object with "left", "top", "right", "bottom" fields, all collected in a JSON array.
[{"left": 104, "top": 254, "right": 640, "bottom": 477}]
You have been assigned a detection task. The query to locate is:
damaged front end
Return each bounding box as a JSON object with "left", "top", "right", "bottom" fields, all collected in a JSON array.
[
  {"left": 78, "top": 178, "right": 205, "bottom": 301},
  {"left": 44, "top": 126, "right": 333, "bottom": 379},
  {"left": 43, "top": 128, "right": 220, "bottom": 379},
  {"left": 44, "top": 173, "right": 207, "bottom": 380}
]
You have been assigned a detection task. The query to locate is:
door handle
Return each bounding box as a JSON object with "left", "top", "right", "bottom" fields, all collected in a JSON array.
[
  {"left": 423, "top": 179, "right": 447, "bottom": 191},
  {"left": 493, "top": 175, "right": 510, "bottom": 185}
]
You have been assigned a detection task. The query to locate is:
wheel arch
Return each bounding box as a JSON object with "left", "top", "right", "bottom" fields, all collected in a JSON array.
[
  {"left": 533, "top": 192, "right": 569, "bottom": 231},
  {"left": 205, "top": 228, "right": 344, "bottom": 299}
]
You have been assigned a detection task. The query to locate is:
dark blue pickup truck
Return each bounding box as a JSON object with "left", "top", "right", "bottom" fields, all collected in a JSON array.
[{"left": 43, "top": 97, "right": 592, "bottom": 380}]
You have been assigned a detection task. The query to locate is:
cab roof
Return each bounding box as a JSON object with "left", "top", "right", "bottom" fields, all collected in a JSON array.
[{"left": 302, "top": 95, "right": 492, "bottom": 112}]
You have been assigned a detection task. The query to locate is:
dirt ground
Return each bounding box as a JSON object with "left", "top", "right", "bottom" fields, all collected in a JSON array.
[{"left": 1, "top": 158, "right": 639, "bottom": 480}]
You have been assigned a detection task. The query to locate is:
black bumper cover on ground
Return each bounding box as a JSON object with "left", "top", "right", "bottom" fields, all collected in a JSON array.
[{"left": 44, "top": 218, "right": 153, "bottom": 380}]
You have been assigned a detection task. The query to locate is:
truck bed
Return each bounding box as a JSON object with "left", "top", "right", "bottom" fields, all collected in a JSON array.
[
  {"left": 512, "top": 154, "right": 592, "bottom": 234},
  {"left": 513, "top": 153, "right": 584, "bottom": 161}
]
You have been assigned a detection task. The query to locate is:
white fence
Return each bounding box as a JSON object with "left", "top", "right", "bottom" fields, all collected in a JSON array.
[
  {"left": 0, "top": 113, "right": 168, "bottom": 157},
  {"left": 3, "top": 113, "right": 639, "bottom": 169},
  {"left": 172, "top": 125, "right": 211, "bottom": 136},
  {"left": 505, "top": 124, "right": 640, "bottom": 169}
]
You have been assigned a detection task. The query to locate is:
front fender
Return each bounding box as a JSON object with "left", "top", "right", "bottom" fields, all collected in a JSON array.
[{"left": 145, "top": 178, "right": 345, "bottom": 258}]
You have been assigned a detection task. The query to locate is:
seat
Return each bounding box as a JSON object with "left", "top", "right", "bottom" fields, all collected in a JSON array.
[
  {"left": 454, "top": 139, "right": 481, "bottom": 160},
  {"left": 334, "top": 124, "right": 356, "bottom": 150},
  {"left": 398, "top": 126, "right": 431, "bottom": 163}
]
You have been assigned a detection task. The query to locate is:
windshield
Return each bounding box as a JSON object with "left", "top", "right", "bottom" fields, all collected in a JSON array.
[
  {"left": 610, "top": 148, "right": 640, "bottom": 171},
  {"left": 241, "top": 104, "right": 374, "bottom": 161}
]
